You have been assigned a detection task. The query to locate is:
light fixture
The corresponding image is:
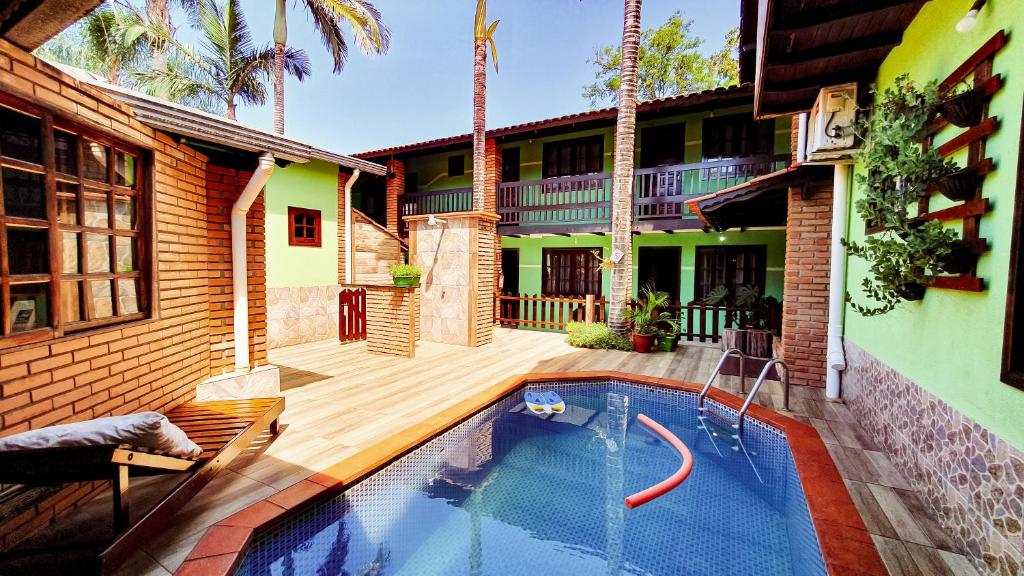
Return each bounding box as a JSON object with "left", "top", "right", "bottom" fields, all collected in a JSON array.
[
  {"left": 718, "top": 234, "right": 727, "bottom": 242},
  {"left": 956, "top": 0, "right": 986, "bottom": 33},
  {"left": 427, "top": 214, "right": 447, "bottom": 226}
]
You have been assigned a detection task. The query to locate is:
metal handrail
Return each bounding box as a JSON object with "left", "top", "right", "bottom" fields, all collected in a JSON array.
[
  {"left": 698, "top": 348, "right": 747, "bottom": 409},
  {"left": 732, "top": 359, "right": 791, "bottom": 432}
]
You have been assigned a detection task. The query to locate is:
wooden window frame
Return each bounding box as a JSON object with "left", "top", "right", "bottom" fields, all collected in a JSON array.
[
  {"left": 640, "top": 122, "right": 686, "bottom": 168},
  {"left": 693, "top": 245, "right": 768, "bottom": 303},
  {"left": 1001, "top": 97, "right": 1024, "bottom": 390},
  {"left": 0, "top": 91, "right": 152, "bottom": 349},
  {"left": 447, "top": 155, "right": 465, "bottom": 177},
  {"left": 542, "top": 135, "right": 604, "bottom": 179},
  {"left": 287, "top": 206, "right": 322, "bottom": 247},
  {"left": 541, "top": 248, "right": 601, "bottom": 297},
  {"left": 702, "top": 114, "right": 775, "bottom": 161}
]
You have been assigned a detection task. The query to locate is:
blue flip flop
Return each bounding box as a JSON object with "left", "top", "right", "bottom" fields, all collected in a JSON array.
[{"left": 524, "top": 391, "right": 550, "bottom": 414}]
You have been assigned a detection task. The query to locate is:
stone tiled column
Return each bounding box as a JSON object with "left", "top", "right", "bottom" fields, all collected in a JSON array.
[
  {"left": 385, "top": 159, "right": 404, "bottom": 236},
  {"left": 781, "top": 179, "right": 833, "bottom": 386},
  {"left": 407, "top": 211, "right": 500, "bottom": 347}
]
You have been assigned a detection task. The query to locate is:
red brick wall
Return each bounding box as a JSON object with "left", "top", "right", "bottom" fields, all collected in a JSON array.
[
  {"left": 337, "top": 170, "right": 351, "bottom": 283},
  {"left": 385, "top": 159, "right": 404, "bottom": 236},
  {"left": 781, "top": 180, "right": 833, "bottom": 386},
  {"left": 0, "top": 40, "right": 267, "bottom": 547}
]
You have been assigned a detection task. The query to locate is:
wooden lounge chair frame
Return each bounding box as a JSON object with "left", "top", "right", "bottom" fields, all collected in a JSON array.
[{"left": 0, "top": 397, "right": 284, "bottom": 574}]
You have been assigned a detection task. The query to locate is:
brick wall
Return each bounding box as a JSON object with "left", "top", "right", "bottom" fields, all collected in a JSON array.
[
  {"left": 473, "top": 218, "right": 496, "bottom": 346},
  {"left": 780, "top": 179, "right": 833, "bottom": 386},
  {"left": 0, "top": 40, "right": 267, "bottom": 547},
  {"left": 365, "top": 286, "right": 417, "bottom": 357},
  {"left": 385, "top": 159, "right": 404, "bottom": 236},
  {"left": 337, "top": 170, "right": 351, "bottom": 283}
]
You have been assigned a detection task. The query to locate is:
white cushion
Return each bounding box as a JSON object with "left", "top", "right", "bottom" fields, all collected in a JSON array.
[{"left": 0, "top": 412, "right": 202, "bottom": 459}]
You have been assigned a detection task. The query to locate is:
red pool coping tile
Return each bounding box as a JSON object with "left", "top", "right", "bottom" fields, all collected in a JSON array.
[{"left": 178, "top": 371, "right": 884, "bottom": 576}]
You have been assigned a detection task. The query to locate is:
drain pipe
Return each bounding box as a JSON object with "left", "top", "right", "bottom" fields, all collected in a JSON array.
[
  {"left": 826, "top": 163, "right": 851, "bottom": 399},
  {"left": 796, "top": 113, "right": 808, "bottom": 164},
  {"left": 344, "top": 169, "right": 361, "bottom": 284},
  {"left": 232, "top": 152, "right": 276, "bottom": 372}
]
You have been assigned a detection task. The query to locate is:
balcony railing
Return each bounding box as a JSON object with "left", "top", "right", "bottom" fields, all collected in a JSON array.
[{"left": 399, "top": 155, "right": 790, "bottom": 234}]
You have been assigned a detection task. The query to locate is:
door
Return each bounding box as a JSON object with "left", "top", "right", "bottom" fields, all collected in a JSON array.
[
  {"left": 500, "top": 249, "right": 520, "bottom": 326},
  {"left": 638, "top": 247, "right": 681, "bottom": 304}
]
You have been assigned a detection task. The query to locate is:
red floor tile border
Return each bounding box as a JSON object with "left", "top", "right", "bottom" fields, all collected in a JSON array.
[{"left": 177, "top": 371, "right": 883, "bottom": 576}]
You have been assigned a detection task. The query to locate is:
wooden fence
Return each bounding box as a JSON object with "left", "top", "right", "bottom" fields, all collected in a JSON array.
[{"left": 495, "top": 293, "right": 607, "bottom": 331}]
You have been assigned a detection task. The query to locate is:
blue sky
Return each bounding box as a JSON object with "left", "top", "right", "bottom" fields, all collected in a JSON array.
[{"left": 224, "top": 0, "right": 740, "bottom": 154}]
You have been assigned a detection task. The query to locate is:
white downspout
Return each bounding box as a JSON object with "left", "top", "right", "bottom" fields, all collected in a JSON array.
[
  {"left": 344, "top": 169, "right": 361, "bottom": 284},
  {"left": 796, "top": 113, "right": 808, "bottom": 164},
  {"left": 232, "top": 153, "right": 276, "bottom": 372},
  {"left": 826, "top": 163, "right": 850, "bottom": 399}
]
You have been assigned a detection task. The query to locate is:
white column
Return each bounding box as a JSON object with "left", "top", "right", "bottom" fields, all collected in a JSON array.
[
  {"left": 826, "top": 163, "right": 850, "bottom": 399},
  {"left": 231, "top": 153, "right": 275, "bottom": 372}
]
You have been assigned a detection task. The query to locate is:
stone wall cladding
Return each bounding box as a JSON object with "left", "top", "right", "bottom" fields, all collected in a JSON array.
[
  {"left": 781, "top": 180, "right": 832, "bottom": 386},
  {"left": 843, "top": 341, "right": 1024, "bottom": 576},
  {"left": 267, "top": 286, "right": 341, "bottom": 349},
  {"left": 365, "top": 286, "right": 416, "bottom": 357},
  {"left": 0, "top": 40, "right": 267, "bottom": 548}
]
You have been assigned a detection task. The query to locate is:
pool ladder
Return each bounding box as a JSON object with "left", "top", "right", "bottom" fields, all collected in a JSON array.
[{"left": 698, "top": 348, "right": 790, "bottom": 434}]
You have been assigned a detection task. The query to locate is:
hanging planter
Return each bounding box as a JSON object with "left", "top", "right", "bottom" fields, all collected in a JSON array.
[
  {"left": 896, "top": 283, "right": 927, "bottom": 301},
  {"left": 937, "top": 87, "right": 985, "bottom": 128},
  {"left": 939, "top": 241, "right": 979, "bottom": 274},
  {"left": 932, "top": 166, "right": 983, "bottom": 201}
]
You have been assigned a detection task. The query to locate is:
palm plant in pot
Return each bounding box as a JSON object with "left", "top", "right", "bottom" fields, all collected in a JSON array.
[
  {"left": 390, "top": 263, "right": 422, "bottom": 288},
  {"left": 625, "top": 286, "right": 674, "bottom": 353}
]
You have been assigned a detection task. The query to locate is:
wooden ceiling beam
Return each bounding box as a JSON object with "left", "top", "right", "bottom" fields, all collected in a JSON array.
[
  {"left": 771, "top": 0, "right": 922, "bottom": 34},
  {"left": 762, "top": 66, "right": 880, "bottom": 92},
  {"left": 766, "top": 31, "right": 905, "bottom": 67}
]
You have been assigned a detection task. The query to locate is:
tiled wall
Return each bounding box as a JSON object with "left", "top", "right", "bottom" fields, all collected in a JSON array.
[
  {"left": 843, "top": 341, "right": 1024, "bottom": 575},
  {"left": 267, "top": 286, "right": 341, "bottom": 349}
]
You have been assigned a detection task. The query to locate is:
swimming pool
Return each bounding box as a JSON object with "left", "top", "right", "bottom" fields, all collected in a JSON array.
[{"left": 234, "top": 379, "right": 827, "bottom": 576}]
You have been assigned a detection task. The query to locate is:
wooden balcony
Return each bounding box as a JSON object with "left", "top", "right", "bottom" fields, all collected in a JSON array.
[{"left": 399, "top": 155, "right": 790, "bottom": 235}]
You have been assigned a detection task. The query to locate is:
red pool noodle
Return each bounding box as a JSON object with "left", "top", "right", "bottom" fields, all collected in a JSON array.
[{"left": 624, "top": 413, "right": 694, "bottom": 509}]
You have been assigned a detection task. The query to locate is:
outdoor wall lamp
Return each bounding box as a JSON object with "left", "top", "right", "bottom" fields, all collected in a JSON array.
[{"left": 956, "top": 0, "right": 987, "bottom": 33}]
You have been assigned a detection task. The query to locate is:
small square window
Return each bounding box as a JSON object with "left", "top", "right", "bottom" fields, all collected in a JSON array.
[
  {"left": 448, "top": 155, "right": 465, "bottom": 177},
  {"left": 287, "top": 207, "right": 321, "bottom": 247}
]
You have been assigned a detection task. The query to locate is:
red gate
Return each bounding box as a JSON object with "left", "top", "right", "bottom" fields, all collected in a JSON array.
[{"left": 339, "top": 288, "right": 367, "bottom": 342}]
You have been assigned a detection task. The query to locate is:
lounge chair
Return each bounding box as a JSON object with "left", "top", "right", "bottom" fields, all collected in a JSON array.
[{"left": 0, "top": 396, "right": 284, "bottom": 574}]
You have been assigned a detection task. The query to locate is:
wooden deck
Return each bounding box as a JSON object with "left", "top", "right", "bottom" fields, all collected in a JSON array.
[{"left": 16, "top": 328, "right": 978, "bottom": 575}]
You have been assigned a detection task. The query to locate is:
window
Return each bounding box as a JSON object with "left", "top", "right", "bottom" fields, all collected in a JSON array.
[
  {"left": 288, "top": 207, "right": 321, "bottom": 247},
  {"left": 501, "top": 147, "right": 520, "bottom": 182},
  {"left": 447, "top": 155, "right": 465, "bottom": 177},
  {"left": 702, "top": 114, "right": 775, "bottom": 160},
  {"left": 640, "top": 123, "right": 685, "bottom": 168},
  {"left": 694, "top": 245, "right": 767, "bottom": 302},
  {"left": 0, "top": 94, "right": 148, "bottom": 346},
  {"left": 1002, "top": 107, "right": 1024, "bottom": 389},
  {"left": 543, "top": 135, "right": 604, "bottom": 179},
  {"left": 542, "top": 248, "right": 601, "bottom": 296},
  {"left": 404, "top": 172, "right": 418, "bottom": 194}
]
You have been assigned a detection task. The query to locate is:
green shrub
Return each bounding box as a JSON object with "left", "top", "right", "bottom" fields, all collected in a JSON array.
[
  {"left": 389, "top": 263, "right": 422, "bottom": 277},
  {"left": 565, "top": 322, "right": 632, "bottom": 351}
]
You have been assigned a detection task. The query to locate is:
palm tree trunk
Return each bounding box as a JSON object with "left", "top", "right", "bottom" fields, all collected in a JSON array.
[
  {"left": 472, "top": 38, "right": 487, "bottom": 211},
  {"left": 272, "top": 0, "right": 288, "bottom": 135},
  {"left": 146, "top": 0, "right": 170, "bottom": 74},
  {"left": 227, "top": 100, "right": 237, "bottom": 120},
  {"left": 608, "top": 0, "right": 643, "bottom": 334}
]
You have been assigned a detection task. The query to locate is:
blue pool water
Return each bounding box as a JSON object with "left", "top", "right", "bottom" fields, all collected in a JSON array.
[{"left": 236, "top": 380, "right": 826, "bottom": 576}]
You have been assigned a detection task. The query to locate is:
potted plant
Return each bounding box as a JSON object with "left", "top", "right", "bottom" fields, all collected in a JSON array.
[
  {"left": 625, "top": 286, "right": 675, "bottom": 353},
  {"left": 932, "top": 167, "right": 983, "bottom": 201},
  {"left": 390, "top": 263, "right": 422, "bottom": 288},
  {"left": 937, "top": 83, "right": 985, "bottom": 128},
  {"left": 734, "top": 285, "right": 774, "bottom": 357}
]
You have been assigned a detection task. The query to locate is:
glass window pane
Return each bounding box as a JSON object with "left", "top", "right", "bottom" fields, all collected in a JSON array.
[
  {"left": 114, "top": 196, "right": 135, "bottom": 230},
  {"left": 117, "top": 278, "right": 139, "bottom": 314},
  {"left": 84, "top": 193, "right": 109, "bottom": 228},
  {"left": 62, "top": 231, "right": 80, "bottom": 273},
  {"left": 115, "top": 236, "right": 135, "bottom": 272},
  {"left": 0, "top": 107, "right": 41, "bottom": 164},
  {"left": 62, "top": 280, "right": 82, "bottom": 322},
  {"left": 2, "top": 169, "right": 46, "bottom": 220},
  {"left": 10, "top": 283, "right": 49, "bottom": 332},
  {"left": 86, "top": 233, "right": 111, "bottom": 273},
  {"left": 7, "top": 228, "right": 49, "bottom": 274},
  {"left": 90, "top": 279, "right": 113, "bottom": 318},
  {"left": 115, "top": 152, "right": 135, "bottom": 187},
  {"left": 84, "top": 141, "right": 107, "bottom": 181},
  {"left": 57, "top": 183, "right": 78, "bottom": 225},
  {"left": 55, "top": 130, "right": 78, "bottom": 175}
]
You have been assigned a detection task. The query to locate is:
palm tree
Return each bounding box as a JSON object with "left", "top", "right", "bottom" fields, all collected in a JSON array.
[
  {"left": 79, "top": 6, "right": 149, "bottom": 85},
  {"left": 272, "top": 0, "right": 390, "bottom": 135},
  {"left": 140, "top": 0, "right": 310, "bottom": 119},
  {"left": 608, "top": 0, "right": 643, "bottom": 334},
  {"left": 472, "top": 0, "right": 499, "bottom": 210}
]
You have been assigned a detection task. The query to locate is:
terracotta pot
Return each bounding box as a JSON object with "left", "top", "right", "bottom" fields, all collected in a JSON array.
[
  {"left": 932, "top": 167, "right": 982, "bottom": 202},
  {"left": 631, "top": 333, "right": 654, "bottom": 353},
  {"left": 939, "top": 241, "right": 978, "bottom": 274},
  {"left": 937, "top": 89, "right": 984, "bottom": 128}
]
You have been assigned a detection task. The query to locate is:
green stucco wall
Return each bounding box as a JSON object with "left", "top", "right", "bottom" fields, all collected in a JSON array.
[
  {"left": 265, "top": 159, "right": 339, "bottom": 288},
  {"left": 843, "top": 0, "right": 1024, "bottom": 448},
  {"left": 501, "top": 229, "right": 786, "bottom": 304}
]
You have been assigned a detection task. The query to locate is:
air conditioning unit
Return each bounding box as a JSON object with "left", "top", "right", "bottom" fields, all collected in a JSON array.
[{"left": 806, "top": 83, "right": 858, "bottom": 161}]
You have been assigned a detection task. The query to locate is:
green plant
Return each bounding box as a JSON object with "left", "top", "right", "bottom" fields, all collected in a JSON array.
[
  {"left": 702, "top": 285, "right": 729, "bottom": 305},
  {"left": 625, "top": 286, "right": 679, "bottom": 335},
  {"left": 565, "top": 322, "right": 632, "bottom": 351},
  {"left": 389, "top": 263, "right": 421, "bottom": 278}
]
